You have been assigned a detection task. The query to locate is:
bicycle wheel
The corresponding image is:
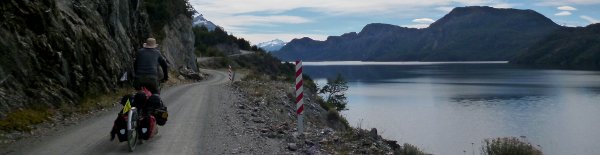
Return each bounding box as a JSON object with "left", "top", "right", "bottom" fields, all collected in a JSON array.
[{"left": 127, "top": 108, "right": 138, "bottom": 152}]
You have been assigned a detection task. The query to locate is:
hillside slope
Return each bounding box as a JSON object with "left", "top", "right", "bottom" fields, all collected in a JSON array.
[{"left": 511, "top": 23, "right": 600, "bottom": 69}]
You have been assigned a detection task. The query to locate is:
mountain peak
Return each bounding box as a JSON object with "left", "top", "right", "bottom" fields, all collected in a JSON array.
[
  {"left": 359, "top": 23, "right": 410, "bottom": 36},
  {"left": 430, "top": 6, "right": 559, "bottom": 30},
  {"left": 257, "top": 39, "right": 287, "bottom": 52},
  {"left": 192, "top": 14, "right": 218, "bottom": 31}
]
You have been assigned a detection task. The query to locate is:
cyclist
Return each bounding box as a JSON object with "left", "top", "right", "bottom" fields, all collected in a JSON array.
[
  {"left": 110, "top": 38, "right": 168, "bottom": 141},
  {"left": 133, "top": 37, "right": 169, "bottom": 94}
]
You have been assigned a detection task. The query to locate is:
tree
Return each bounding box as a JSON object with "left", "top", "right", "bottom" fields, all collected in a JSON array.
[{"left": 319, "top": 74, "right": 349, "bottom": 111}]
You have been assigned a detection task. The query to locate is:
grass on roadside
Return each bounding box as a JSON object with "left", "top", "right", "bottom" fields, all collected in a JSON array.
[
  {"left": 0, "top": 88, "right": 132, "bottom": 132},
  {"left": 0, "top": 108, "right": 53, "bottom": 131}
]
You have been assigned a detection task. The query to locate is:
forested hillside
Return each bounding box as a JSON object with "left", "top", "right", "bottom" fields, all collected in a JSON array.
[{"left": 511, "top": 24, "right": 600, "bottom": 69}]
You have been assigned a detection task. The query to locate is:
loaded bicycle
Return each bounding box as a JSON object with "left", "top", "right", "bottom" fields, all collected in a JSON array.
[{"left": 111, "top": 87, "right": 168, "bottom": 152}]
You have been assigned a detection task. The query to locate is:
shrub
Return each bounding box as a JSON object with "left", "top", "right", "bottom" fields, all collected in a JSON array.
[
  {"left": 401, "top": 143, "right": 428, "bottom": 155},
  {"left": 145, "top": 0, "right": 195, "bottom": 38},
  {"left": 326, "top": 108, "right": 350, "bottom": 130},
  {"left": 319, "top": 73, "right": 349, "bottom": 111},
  {"left": 482, "top": 137, "right": 543, "bottom": 155}
]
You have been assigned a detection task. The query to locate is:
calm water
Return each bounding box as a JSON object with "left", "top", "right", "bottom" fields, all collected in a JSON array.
[{"left": 303, "top": 61, "right": 600, "bottom": 155}]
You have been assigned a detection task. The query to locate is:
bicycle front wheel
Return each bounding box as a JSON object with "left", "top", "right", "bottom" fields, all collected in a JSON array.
[{"left": 127, "top": 108, "right": 138, "bottom": 152}]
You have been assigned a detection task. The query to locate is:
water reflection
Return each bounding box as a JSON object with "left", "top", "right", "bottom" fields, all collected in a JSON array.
[{"left": 305, "top": 62, "right": 600, "bottom": 155}]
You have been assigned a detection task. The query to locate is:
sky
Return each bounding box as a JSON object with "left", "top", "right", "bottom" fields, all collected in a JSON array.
[{"left": 188, "top": 0, "right": 600, "bottom": 44}]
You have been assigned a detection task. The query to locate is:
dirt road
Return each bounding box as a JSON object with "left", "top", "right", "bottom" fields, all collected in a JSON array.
[{"left": 3, "top": 69, "right": 249, "bottom": 154}]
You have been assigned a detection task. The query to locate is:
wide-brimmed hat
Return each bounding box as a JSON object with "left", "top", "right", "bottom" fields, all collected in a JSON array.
[{"left": 143, "top": 38, "right": 158, "bottom": 48}]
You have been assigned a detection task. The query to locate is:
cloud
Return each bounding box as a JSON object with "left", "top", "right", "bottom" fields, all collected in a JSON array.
[
  {"left": 491, "top": 3, "right": 515, "bottom": 8},
  {"left": 536, "top": 0, "right": 600, "bottom": 6},
  {"left": 435, "top": 6, "right": 454, "bottom": 12},
  {"left": 557, "top": 5, "right": 577, "bottom": 10},
  {"left": 580, "top": 15, "right": 600, "bottom": 24},
  {"left": 191, "top": 0, "right": 504, "bottom": 16},
  {"left": 189, "top": 0, "right": 518, "bottom": 43},
  {"left": 218, "top": 15, "right": 312, "bottom": 27},
  {"left": 555, "top": 11, "right": 572, "bottom": 16},
  {"left": 402, "top": 24, "right": 430, "bottom": 29},
  {"left": 412, "top": 18, "right": 435, "bottom": 23}
]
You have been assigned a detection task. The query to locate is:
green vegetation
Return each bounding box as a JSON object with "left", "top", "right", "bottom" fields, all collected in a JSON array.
[
  {"left": 0, "top": 88, "right": 131, "bottom": 132},
  {"left": 401, "top": 143, "right": 428, "bottom": 155},
  {"left": 319, "top": 73, "right": 349, "bottom": 111},
  {"left": 144, "top": 0, "right": 196, "bottom": 38},
  {"left": 0, "top": 108, "right": 53, "bottom": 131},
  {"left": 511, "top": 23, "right": 600, "bottom": 70},
  {"left": 192, "top": 26, "right": 253, "bottom": 57},
  {"left": 482, "top": 137, "right": 543, "bottom": 155},
  {"left": 325, "top": 108, "right": 350, "bottom": 130},
  {"left": 231, "top": 51, "right": 294, "bottom": 80}
]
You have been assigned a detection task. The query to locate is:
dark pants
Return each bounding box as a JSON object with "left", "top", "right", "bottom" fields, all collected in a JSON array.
[{"left": 134, "top": 76, "right": 159, "bottom": 94}]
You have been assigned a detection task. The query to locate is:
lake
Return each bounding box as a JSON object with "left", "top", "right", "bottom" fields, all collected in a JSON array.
[{"left": 302, "top": 61, "right": 600, "bottom": 155}]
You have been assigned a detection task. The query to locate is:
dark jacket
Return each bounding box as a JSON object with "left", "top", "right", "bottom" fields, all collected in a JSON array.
[{"left": 134, "top": 48, "right": 168, "bottom": 80}]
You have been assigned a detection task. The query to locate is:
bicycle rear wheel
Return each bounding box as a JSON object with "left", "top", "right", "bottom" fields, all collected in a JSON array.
[{"left": 127, "top": 108, "right": 138, "bottom": 152}]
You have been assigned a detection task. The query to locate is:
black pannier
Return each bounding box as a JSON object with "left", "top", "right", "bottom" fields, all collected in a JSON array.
[
  {"left": 114, "top": 114, "right": 128, "bottom": 142},
  {"left": 148, "top": 94, "right": 168, "bottom": 126},
  {"left": 133, "top": 91, "right": 148, "bottom": 108},
  {"left": 155, "top": 106, "right": 168, "bottom": 126}
]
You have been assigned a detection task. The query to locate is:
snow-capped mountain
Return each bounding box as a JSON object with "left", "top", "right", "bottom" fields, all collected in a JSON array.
[
  {"left": 192, "top": 14, "right": 217, "bottom": 31},
  {"left": 257, "top": 39, "right": 287, "bottom": 52}
]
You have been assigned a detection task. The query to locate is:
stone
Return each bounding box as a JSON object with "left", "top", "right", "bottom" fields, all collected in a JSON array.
[
  {"left": 253, "top": 119, "right": 264, "bottom": 123},
  {"left": 287, "top": 143, "right": 298, "bottom": 151},
  {"left": 237, "top": 104, "right": 245, "bottom": 109},
  {"left": 369, "top": 128, "right": 378, "bottom": 140}
]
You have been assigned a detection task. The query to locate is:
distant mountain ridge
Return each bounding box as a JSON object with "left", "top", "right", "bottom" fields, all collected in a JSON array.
[
  {"left": 257, "top": 39, "right": 287, "bottom": 52},
  {"left": 511, "top": 23, "right": 600, "bottom": 69},
  {"left": 274, "top": 6, "right": 561, "bottom": 61}
]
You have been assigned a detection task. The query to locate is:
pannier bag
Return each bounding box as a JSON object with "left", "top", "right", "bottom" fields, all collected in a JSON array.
[
  {"left": 133, "top": 91, "right": 148, "bottom": 108},
  {"left": 148, "top": 94, "right": 168, "bottom": 126},
  {"left": 155, "top": 106, "right": 168, "bottom": 126},
  {"left": 138, "top": 115, "right": 156, "bottom": 140},
  {"left": 147, "top": 94, "right": 163, "bottom": 111},
  {"left": 114, "top": 114, "right": 128, "bottom": 142}
]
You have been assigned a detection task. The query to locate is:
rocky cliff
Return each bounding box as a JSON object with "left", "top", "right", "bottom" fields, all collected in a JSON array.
[{"left": 0, "top": 0, "right": 196, "bottom": 117}]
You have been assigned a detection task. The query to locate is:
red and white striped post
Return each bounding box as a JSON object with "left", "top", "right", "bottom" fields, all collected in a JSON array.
[
  {"left": 228, "top": 65, "right": 233, "bottom": 82},
  {"left": 295, "top": 60, "right": 304, "bottom": 133}
]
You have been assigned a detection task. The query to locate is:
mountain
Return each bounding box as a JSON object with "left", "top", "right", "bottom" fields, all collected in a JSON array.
[
  {"left": 193, "top": 14, "right": 218, "bottom": 31},
  {"left": 257, "top": 39, "right": 287, "bottom": 52},
  {"left": 274, "top": 6, "right": 561, "bottom": 61},
  {"left": 511, "top": 23, "right": 600, "bottom": 69}
]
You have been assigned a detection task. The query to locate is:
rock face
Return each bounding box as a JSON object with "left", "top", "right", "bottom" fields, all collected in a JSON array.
[
  {"left": 160, "top": 14, "right": 197, "bottom": 71},
  {"left": 0, "top": 0, "right": 197, "bottom": 117},
  {"left": 274, "top": 6, "right": 561, "bottom": 61}
]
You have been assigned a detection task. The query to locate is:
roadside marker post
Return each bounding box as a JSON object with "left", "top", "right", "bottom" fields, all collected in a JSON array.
[
  {"left": 295, "top": 60, "right": 304, "bottom": 134},
  {"left": 228, "top": 65, "right": 233, "bottom": 82}
]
